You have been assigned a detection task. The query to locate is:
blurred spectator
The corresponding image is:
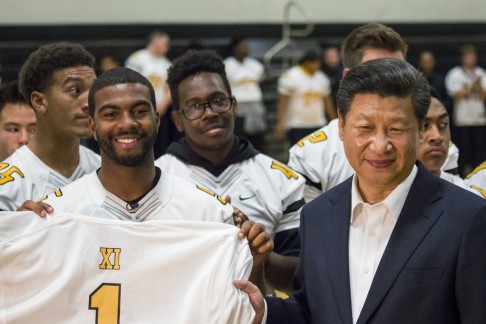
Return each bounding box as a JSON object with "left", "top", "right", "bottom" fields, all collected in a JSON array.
[
  {"left": 126, "top": 30, "right": 180, "bottom": 158},
  {"left": 224, "top": 37, "right": 266, "bottom": 151},
  {"left": 445, "top": 44, "right": 486, "bottom": 176},
  {"left": 321, "top": 46, "right": 343, "bottom": 111},
  {"left": 274, "top": 49, "right": 336, "bottom": 145},
  {"left": 0, "top": 80, "right": 36, "bottom": 161},
  {"left": 418, "top": 50, "right": 447, "bottom": 101},
  {"left": 98, "top": 53, "right": 120, "bottom": 73}
]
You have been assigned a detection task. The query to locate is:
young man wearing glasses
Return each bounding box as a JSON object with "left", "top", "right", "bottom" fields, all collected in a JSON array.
[{"left": 155, "top": 49, "right": 305, "bottom": 294}]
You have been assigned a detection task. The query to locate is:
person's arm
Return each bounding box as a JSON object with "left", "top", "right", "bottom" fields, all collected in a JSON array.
[
  {"left": 265, "top": 253, "right": 298, "bottom": 294},
  {"left": 238, "top": 219, "right": 274, "bottom": 296},
  {"left": 274, "top": 94, "right": 290, "bottom": 140},
  {"left": 324, "top": 94, "right": 337, "bottom": 121}
]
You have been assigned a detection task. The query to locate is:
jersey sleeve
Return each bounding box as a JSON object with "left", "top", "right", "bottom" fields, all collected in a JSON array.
[
  {"left": 465, "top": 161, "right": 486, "bottom": 198},
  {"left": 0, "top": 162, "right": 31, "bottom": 211},
  {"left": 277, "top": 70, "right": 295, "bottom": 96}
]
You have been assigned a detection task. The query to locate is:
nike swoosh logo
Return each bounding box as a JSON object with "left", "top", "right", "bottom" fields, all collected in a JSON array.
[{"left": 239, "top": 194, "right": 256, "bottom": 201}]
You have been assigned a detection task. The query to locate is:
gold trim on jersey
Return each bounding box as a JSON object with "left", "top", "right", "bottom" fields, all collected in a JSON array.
[
  {"left": 296, "top": 130, "right": 328, "bottom": 147},
  {"left": 271, "top": 161, "right": 299, "bottom": 180},
  {"left": 196, "top": 185, "right": 227, "bottom": 205},
  {"left": 0, "top": 163, "right": 25, "bottom": 185}
]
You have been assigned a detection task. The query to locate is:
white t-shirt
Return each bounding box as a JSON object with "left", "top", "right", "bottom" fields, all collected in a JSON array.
[
  {"left": 445, "top": 66, "right": 486, "bottom": 126},
  {"left": 0, "top": 212, "right": 254, "bottom": 323},
  {"left": 224, "top": 56, "right": 264, "bottom": 102},
  {"left": 0, "top": 145, "right": 100, "bottom": 211},
  {"left": 277, "top": 65, "right": 331, "bottom": 129},
  {"left": 288, "top": 119, "right": 467, "bottom": 202},
  {"left": 40, "top": 170, "right": 234, "bottom": 224},
  {"left": 125, "top": 49, "right": 171, "bottom": 104},
  {"left": 156, "top": 153, "right": 304, "bottom": 238}
]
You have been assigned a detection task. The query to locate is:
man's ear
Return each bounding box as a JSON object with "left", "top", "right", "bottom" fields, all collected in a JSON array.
[
  {"left": 154, "top": 111, "right": 160, "bottom": 134},
  {"left": 172, "top": 110, "right": 184, "bottom": 133},
  {"left": 88, "top": 116, "right": 97, "bottom": 141},
  {"left": 30, "top": 91, "right": 48, "bottom": 115},
  {"left": 338, "top": 113, "right": 345, "bottom": 141}
]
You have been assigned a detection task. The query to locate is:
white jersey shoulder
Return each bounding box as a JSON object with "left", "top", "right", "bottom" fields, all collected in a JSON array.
[
  {"left": 0, "top": 145, "right": 100, "bottom": 211},
  {"left": 0, "top": 211, "right": 254, "bottom": 323},
  {"left": 288, "top": 119, "right": 353, "bottom": 202},
  {"left": 465, "top": 161, "right": 486, "bottom": 198},
  {"left": 156, "top": 153, "right": 305, "bottom": 235},
  {"left": 41, "top": 170, "right": 233, "bottom": 224}
]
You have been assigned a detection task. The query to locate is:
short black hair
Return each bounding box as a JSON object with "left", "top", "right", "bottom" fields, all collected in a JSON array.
[
  {"left": 167, "top": 49, "right": 231, "bottom": 110},
  {"left": 0, "top": 80, "right": 29, "bottom": 112},
  {"left": 337, "top": 58, "right": 430, "bottom": 125},
  {"left": 18, "top": 42, "right": 95, "bottom": 104},
  {"left": 298, "top": 49, "right": 321, "bottom": 64},
  {"left": 88, "top": 67, "right": 156, "bottom": 117}
]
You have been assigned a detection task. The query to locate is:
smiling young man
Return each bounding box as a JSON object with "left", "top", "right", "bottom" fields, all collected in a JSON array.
[
  {"left": 156, "top": 50, "right": 305, "bottom": 293},
  {"left": 238, "top": 58, "right": 486, "bottom": 324},
  {"left": 0, "top": 80, "right": 36, "bottom": 161},
  {"left": 0, "top": 42, "right": 100, "bottom": 211}
]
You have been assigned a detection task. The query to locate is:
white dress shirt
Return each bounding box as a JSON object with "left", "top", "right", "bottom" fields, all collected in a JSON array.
[{"left": 349, "top": 165, "right": 417, "bottom": 323}]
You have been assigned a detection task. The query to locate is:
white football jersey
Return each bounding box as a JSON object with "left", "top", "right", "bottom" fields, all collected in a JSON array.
[
  {"left": 0, "top": 212, "right": 254, "bottom": 323},
  {"left": 277, "top": 65, "right": 331, "bottom": 129},
  {"left": 125, "top": 49, "right": 171, "bottom": 104},
  {"left": 40, "top": 170, "right": 234, "bottom": 224},
  {"left": 465, "top": 161, "right": 486, "bottom": 198},
  {"left": 156, "top": 153, "right": 304, "bottom": 238},
  {"left": 0, "top": 145, "right": 100, "bottom": 211},
  {"left": 289, "top": 119, "right": 465, "bottom": 202},
  {"left": 224, "top": 56, "right": 264, "bottom": 102}
]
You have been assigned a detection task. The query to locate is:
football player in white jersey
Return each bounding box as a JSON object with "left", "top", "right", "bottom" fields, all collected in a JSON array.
[
  {"left": 288, "top": 23, "right": 460, "bottom": 202},
  {"left": 0, "top": 42, "right": 100, "bottom": 211},
  {"left": 156, "top": 49, "right": 305, "bottom": 294},
  {"left": 20, "top": 66, "right": 272, "bottom": 292}
]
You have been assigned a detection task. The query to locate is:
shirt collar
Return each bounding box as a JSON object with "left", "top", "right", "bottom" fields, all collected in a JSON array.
[{"left": 351, "top": 164, "right": 418, "bottom": 223}]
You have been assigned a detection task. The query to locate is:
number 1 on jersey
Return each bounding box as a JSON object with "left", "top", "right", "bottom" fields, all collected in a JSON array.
[{"left": 89, "top": 283, "right": 121, "bottom": 324}]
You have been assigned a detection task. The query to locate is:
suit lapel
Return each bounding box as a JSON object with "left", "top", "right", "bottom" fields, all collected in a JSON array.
[
  {"left": 357, "top": 164, "right": 444, "bottom": 324},
  {"left": 323, "top": 178, "right": 354, "bottom": 324}
]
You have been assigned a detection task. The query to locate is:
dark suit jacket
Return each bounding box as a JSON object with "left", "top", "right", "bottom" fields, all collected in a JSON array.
[{"left": 266, "top": 163, "right": 486, "bottom": 323}]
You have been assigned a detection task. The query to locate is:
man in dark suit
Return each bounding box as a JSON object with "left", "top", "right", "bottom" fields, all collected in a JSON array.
[{"left": 236, "top": 58, "right": 486, "bottom": 323}]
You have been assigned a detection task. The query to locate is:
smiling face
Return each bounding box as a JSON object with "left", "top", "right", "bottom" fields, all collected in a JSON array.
[
  {"left": 40, "top": 66, "right": 96, "bottom": 139},
  {"left": 90, "top": 83, "right": 159, "bottom": 167},
  {"left": 339, "top": 93, "right": 421, "bottom": 201},
  {"left": 417, "top": 98, "right": 450, "bottom": 176},
  {"left": 172, "top": 72, "right": 236, "bottom": 162}
]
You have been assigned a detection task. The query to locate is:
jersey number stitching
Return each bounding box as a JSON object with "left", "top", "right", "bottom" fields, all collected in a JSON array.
[
  {"left": 271, "top": 161, "right": 298, "bottom": 180},
  {"left": 89, "top": 283, "right": 121, "bottom": 324},
  {"left": 0, "top": 163, "right": 24, "bottom": 185},
  {"left": 296, "top": 130, "right": 327, "bottom": 147}
]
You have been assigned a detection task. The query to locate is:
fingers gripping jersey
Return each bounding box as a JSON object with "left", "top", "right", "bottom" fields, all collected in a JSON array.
[
  {"left": 0, "top": 145, "right": 100, "bottom": 211},
  {"left": 156, "top": 153, "right": 305, "bottom": 237},
  {"left": 0, "top": 212, "right": 255, "bottom": 323},
  {"left": 289, "top": 119, "right": 464, "bottom": 202},
  {"left": 39, "top": 171, "right": 234, "bottom": 224}
]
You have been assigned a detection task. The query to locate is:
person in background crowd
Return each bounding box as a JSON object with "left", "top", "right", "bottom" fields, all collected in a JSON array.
[
  {"left": 224, "top": 37, "right": 267, "bottom": 152},
  {"left": 274, "top": 49, "right": 336, "bottom": 145},
  {"left": 445, "top": 44, "right": 486, "bottom": 177}
]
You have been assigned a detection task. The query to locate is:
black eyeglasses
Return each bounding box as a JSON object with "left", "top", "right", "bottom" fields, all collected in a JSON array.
[{"left": 179, "top": 97, "right": 235, "bottom": 120}]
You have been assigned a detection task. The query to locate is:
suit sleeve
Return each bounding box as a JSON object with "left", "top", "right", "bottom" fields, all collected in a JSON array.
[{"left": 456, "top": 203, "right": 486, "bottom": 321}]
